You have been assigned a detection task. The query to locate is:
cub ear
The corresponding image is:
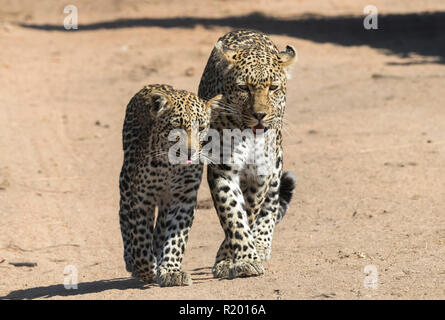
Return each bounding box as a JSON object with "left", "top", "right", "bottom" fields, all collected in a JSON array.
[
  {"left": 279, "top": 45, "right": 297, "bottom": 67},
  {"left": 149, "top": 91, "right": 170, "bottom": 116},
  {"left": 278, "top": 45, "right": 297, "bottom": 78},
  {"left": 206, "top": 94, "right": 224, "bottom": 110},
  {"left": 214, "top": 41, "right": 237, "bottom": 66}
]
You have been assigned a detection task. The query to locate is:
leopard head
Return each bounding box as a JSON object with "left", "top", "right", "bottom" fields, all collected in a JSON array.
[
  {"left": 147, "top": 87, "right": 222, "bottom": 163},
  {"left": 214, "top": 41, "right": 297, "bottom": 132}
]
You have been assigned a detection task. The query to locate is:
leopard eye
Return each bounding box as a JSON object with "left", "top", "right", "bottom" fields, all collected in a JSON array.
[
  {"left": 269, "top": 85, "right": 279, "bottom": 91},
  {"left": 238, "top": 84, "right": 249, "bottom": 92}
]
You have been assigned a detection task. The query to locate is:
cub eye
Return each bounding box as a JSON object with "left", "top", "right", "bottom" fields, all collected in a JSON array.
[
  {"left": 269, "top": 85, "right": 279, "bottom": 91},
  {"left": 238, "top": 84, "right": 249, "bottom": 92}
]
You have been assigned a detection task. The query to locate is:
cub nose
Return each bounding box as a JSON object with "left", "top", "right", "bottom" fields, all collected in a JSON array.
[{"left": 253, "top": 112, "right": 267, "bottom": 121}]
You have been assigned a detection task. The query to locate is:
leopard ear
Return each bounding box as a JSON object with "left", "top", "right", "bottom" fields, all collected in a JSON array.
[
  {"left": 278, "top": 45, "right": 297, "bottom": 78},
  {"left": 206, "top": 94, "right": 224, "bottom": 110},
  {"left": 214, "top": 41, "right": 237, "bottom": 65},
  {"left": 279, "top": 45, "right": 297, "bottom": 67},
  {"left": 149, "top": 91, "right": 170, "bottom": 116}
]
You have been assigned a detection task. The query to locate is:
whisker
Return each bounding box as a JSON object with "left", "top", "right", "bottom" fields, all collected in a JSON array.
[
  {"left": 202, "top": 95, "right": 241, "bottom": 114},
  {"left": 213, "top": 105, "right": 241, "bottom": 114},
  {"left": 199, "top": 153, "right": 217, "bottom": 165},
  {"left": 143, "top": 150, "right": 171, "bottom": 160}
]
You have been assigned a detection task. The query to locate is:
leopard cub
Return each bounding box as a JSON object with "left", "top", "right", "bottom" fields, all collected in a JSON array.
[{"left": 119, "top": 84, "right": 221, "bottom": 286}]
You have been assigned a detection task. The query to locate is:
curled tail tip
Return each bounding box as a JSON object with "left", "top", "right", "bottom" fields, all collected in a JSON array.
[
  {"left": 280, "top": 171, "right": 297, "bottom": 199},
  {"left": 276, "top": 171, "right": 297, "bottom": 224},
  {"left": 283, "top": 171, "right": 297, "bottom": 185}
]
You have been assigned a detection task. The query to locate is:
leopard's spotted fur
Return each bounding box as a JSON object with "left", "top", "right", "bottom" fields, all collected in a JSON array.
[
  {"left": 198, "top": 30, "right": 297, "bottom": 279},
  {"left": 119, "top": 84, "right": 221, "bottom": 286}
]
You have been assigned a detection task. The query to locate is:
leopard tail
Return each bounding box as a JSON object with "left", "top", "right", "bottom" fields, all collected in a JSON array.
[{"left": 275, "top": 171, "right": 297, "bottom": 224}]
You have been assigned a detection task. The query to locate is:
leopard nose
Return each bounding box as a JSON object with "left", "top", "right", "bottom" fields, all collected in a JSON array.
[{"left": 253, "top": 112, "right": 267, "bottom": 121}]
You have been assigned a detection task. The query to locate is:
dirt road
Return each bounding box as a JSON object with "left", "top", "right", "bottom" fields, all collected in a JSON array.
[{"left": 1, "top": 0, "right": 444, "bottom": 299}]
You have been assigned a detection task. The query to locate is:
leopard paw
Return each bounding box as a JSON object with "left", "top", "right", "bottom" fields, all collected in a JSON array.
[
  {"left": 157, "top": 270, "right": 192, "bottom": 287},
  {"left": 212, "top": 260, "right": 233, "bottom": 278},
  {"left": 228, "top": 260, "right": 264, "bottom": 279},
  {"left": 131, "top": 269, "right": 157, "bottom": 283}
]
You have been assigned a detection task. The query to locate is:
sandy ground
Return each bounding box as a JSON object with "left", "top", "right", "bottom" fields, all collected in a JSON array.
[{"left": 0, "top": 0, "right": 444, "bottom": 300}]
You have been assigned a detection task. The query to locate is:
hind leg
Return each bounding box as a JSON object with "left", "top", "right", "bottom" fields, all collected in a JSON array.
[
  {"left": 252, "top": 200, "right": 279, "bottom": 262},
  {"left": 251, "top": 174, "right": 280, "bottom": 262},
  {"left": 252, "top": 171, "right": 297, "bottom": 261}
]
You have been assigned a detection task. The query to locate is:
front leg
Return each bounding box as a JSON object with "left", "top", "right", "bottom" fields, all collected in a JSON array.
[
  {"left": 119, "top": 167, "right": 135, "bottom": 273},
  {"left": 120, "top": 162, "right": 161, "bottom": 283},
  {"left": 156, "top": 202, "right": 196, "bottom": 287},
  {"left": 128, "top": 197, "right": 157, "bottom": 283},
  {"left": 208, "top": 165, "right": 264, "bottom": 279}
]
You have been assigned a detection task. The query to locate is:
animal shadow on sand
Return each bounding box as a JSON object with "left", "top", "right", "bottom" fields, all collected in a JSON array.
[
  {"left": 1, "top": 277, "right": 148, "bottom": 300},
  {"left": 1, "top": 266, "right": 218, "bottom": 299}
]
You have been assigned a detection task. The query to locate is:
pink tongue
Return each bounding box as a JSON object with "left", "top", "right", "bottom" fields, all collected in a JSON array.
[{"left": 186, "top": 159, "right": 192, "bottom": 164}]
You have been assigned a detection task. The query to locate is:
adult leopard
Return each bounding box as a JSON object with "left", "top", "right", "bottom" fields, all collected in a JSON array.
[
  {"left": 119, "top": 84, "right": 221, "bottom": 286},
  {"left": 198, "top": 29, "right": 297, "bottom": 279}
]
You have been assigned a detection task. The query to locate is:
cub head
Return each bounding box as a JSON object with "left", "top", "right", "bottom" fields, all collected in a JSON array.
[{"left": 147, "top": 87, "right": 222, "bottom": 163}]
